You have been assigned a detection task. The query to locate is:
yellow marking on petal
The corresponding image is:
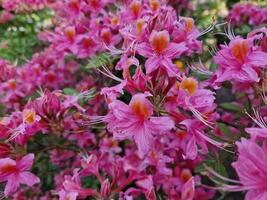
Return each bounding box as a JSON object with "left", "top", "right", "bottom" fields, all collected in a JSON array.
[
  {"left": 136, "top": 19, "right": 144, "bottom": 35},
  {"left": 8, "top": 79, "right": 16, "bottom": 90},
  {"left": 149, "top": 0, "right": 160, "bottom": 11},
  {"left": 111, "top": 16, "right": 119, "bottom": 26},
  {"left": 181, "top": 77, "right": 198, "bottom": 95},
  {"left": 184, "top": 17, "right": 194, "bottom": 32},
  {"left": 130, "top": 1, "right": 142, "bottom": 18},
  {"left": 23, "top": 109, "right": 37, "bottom": 124},
  {"left": 64, "top": 26, "right": 76, "bottom": 42},
  {"left": 131, "top": 99, "right": 150, "bottom": 119},
  {"left": 150, "top": 31, "right": 169, "bottom": 54},
  {"left": 231, "top": 39, "right": 249, "bottom": 63},
  {"left": 175, "top": 60, "right": 184, "bottom": 71}
]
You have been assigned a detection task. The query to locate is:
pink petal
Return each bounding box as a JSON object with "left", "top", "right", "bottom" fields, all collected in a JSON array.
[
  {"left": 17, "top": 153, "right": 34, "bottom": 171},
  {"left": 149, "top": 116, "right": 174, "bottom": 132},
  {"left": 161, "top": 58, "right": 178, "bottom": 77},
  {"left": 231, "top": 65, "right": 259, "bottom": 83},
  {"left": 19, "top": 171, "right": 40, "bottom": 186},
  {"left": 137, "top": 43, "right": 153, "bottom": 57},
  {"left": 185, "top": 136, "right": 197, "bottom": 160},
  {"left": 4, "top": 175, "right": 20, "bottom": 196},
  {"left": 163, "top": 42, "right": 187, "bottom": 59},
  {"left": 246, "top": 128, "right": 267, "bottom": 139},
  {"left": 245, "top": 189, "right": 267, "bottom": 200},
  {"left": 145, "top": 56, "right": 160, "bottom": 74},
  {"left": 134, "top": 127, "right": 153, "bottom": 157},
  {"left": 247, "top": 51, "right": 267, "bottom": 67}
]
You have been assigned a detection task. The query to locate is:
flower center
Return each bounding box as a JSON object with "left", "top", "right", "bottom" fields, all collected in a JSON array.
[
  {"left": 82, "top": 37, "right": 94, "bottom": 48},
  {"left": 130, "top": 94, "right": 153, "bottom": 120},
  {"left": 231, "top": 39, "right": 249, "bottom": 63},
  {"left": 69, "top": 0, "right": 80, "bottom": 12},
  {"left": 130, "top": 1, "right": 142, "bottom": 19},
  {"left": 1, "top": 163, "right": 16, "bottom": 174},
  {"left": 149, "top": 0, "right": 160, "bottom": 11},
  {"left": 88, "top": 0, "right": 100, "bottom": 8},
  {"left": 181, "top": 77, "right": 198, "bottom": 95},
  {"left": 101, "top": 28, "right": 112, "bottom": 44},
  {"left": 8, "top": 79, "right": 17, "bottom": 90},
  {"left": 136, "top": 19, "right": 144, "bottom": 35},
  {"left": 184, "top": 17, "right": 194, "bottom": 32},
  {"left": 64, "top": 26, "right": 76, "bottom": 42},
  {"left": 111, "top": 16, "right": 119, "bottom": 26},
  {"left": 131, "top": 101, "right": 149, "bottom": 119},
  {"left": 23, "top": 109, "right": 37, "bottom": 124},
  {"left": 150, "top": 30, "right": 169, "bottom": 54}
]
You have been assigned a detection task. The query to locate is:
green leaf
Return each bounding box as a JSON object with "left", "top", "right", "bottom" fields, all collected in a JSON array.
[
  {"left": 217, "top": 122, "right": 234, "bottom": 139},
  {"left": 86, "top": 52, "right": 113, "bottom": 69},
  {"left": 219, "top": 103, "right": 241, "bottom": 112},
  {"left": 63, "top": 88, "right": 78, "bottom": 95}
]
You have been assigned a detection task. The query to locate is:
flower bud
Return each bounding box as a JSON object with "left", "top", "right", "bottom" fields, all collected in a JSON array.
[{"left": 100, "top": 179, "right": 110, "bottom": 198}]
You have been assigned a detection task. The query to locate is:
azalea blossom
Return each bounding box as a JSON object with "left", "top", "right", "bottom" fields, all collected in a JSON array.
[
  {"left": 0, "top": 154, "right": 40, "bottom": 196},
  {"left": 137, "top": 30, "right": 187, "bottom": 77},
  {"left": 105, "top": 93, "right": 174, "bottom": 156}
]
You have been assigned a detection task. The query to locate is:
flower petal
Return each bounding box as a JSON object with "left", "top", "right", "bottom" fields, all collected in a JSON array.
[
  {"left": 163, "top": 42, "right": 187, "bottom": 59},
  {"left": 137, "top": 43, "right": 153, "bottom": 57},
  {"left": 19, "top": 171, "right": 40, "bottom": 186},
  {"left": 4, "top": 175, "right": 19, "bottom": 196},
  {"left": 17, "top": 153, "right": 34, "bottom": 171},
  {"left": 145, "top": 56, "right": 160, "bottom": 74}
]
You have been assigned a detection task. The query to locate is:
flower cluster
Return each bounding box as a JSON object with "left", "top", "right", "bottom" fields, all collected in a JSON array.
[
  {"left": 0, "top": 0, "right": 267, "bottom": 200},
  {"left": 228, "top": 3, "right": 267, "bottom": 26}
]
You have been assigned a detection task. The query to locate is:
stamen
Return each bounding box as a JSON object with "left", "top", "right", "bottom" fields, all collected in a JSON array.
[
  {"left": 204, "top": 165, "right": 241, "bottom": 184},
  {"left": 188, "top": 58, "right": 213, "bottom": 76},
  {"left": 190, "top": 107, "right": 214, "bottom": 129},
  {"left": 245, "top": 108, "right": 267, "bottom": 129},
  {"left": 97, "top": 62, "right": 123, "bottom": 82}
]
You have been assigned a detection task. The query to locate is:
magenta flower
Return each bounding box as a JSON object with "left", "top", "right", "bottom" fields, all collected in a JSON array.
[
  {"left": 137, "top": 30, "right": 186, "bottom": 77},
  {"left": 232, "top": 139, "right": 267, "bottom": 200},
  {"left": 0, "top": 153, "right": 40, "bottom": 197},
  {"left": 105, "top": 93, "right": 174, "bottom": 156},
  {"left": 213, "top": 36, "right": 267, "bottom": 85}
]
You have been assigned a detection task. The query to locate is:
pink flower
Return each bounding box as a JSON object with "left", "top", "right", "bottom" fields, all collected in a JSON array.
[
  {"left": 135, "top": 175, "right": 156, "bottom": 200},
  {"left": 213, "top": 36, "right": 267, "bottom": 85},
  {"left": 62, "top": 171, "right": 99, "bottom": 199},
  {"left": 0, "top": 154, "right": 40, "bottom": 197},
  {"left": 105, "top": 93, "right": 174, "bottom": 156},
  {"left": 137, "top": 30, "right": 186, "bottom": 77},
  {"left": 232, "top": 139, "right": 267, "bottom": 200},
  {"left": 58, "top": 190, "right": 78, "bottom": 200},
  {"left": 181, "top": 177, "right": 195, "bottom": 200}
]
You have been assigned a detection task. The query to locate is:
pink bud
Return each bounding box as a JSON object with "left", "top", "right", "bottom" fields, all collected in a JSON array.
[{"left": 100, "top": 179, "right": 110, "bottom": 198}]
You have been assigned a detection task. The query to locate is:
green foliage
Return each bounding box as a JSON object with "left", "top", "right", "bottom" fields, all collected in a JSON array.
[
  {"left": 85, "top": 52, "right": 119, "bottom": 70},
  {"left": 0, "top": 9, "right": 53, "bottom": 64},
  {"left": 219, "top": 103, "right": 241, "bottom": 112},
  {"left": 217, "top": 122, "right": 235, "bottom": 140}
]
